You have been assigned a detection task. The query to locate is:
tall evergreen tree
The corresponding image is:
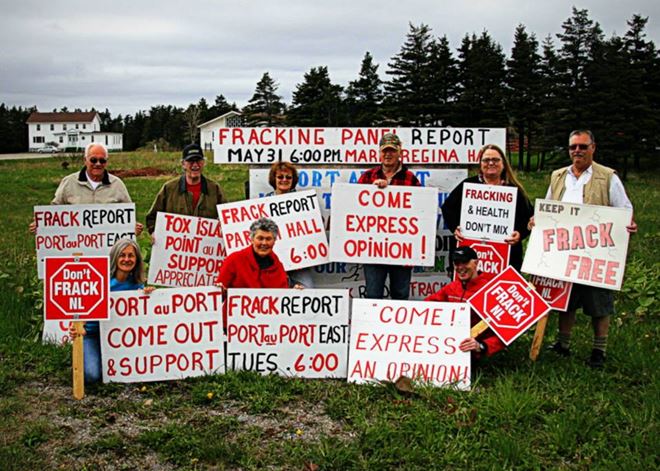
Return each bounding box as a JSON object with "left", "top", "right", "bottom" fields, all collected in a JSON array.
[
  {"left": 536, "top": 36, "right": 564, "bottom": 170},
  {"left": 288, "top": 66, "right": 344, "bottom": 126},
  {"left": 208, "top": 94, "right": 239, "bottom": 118},
  {"left": 242, "top": 72, "right": 286, "bottom": 126},
  {"left": 427, "top": 35, "right": 459, "bottom": 126},
  {"left": 345, "top": 52, "right": 384, "bottom": 126},
  {"left": 506, "top": 25, "right": 541, "bottom": 171},
  {"left": 384, "top": 23, "right": 436, "bottom": 125},
  {"left": 454, "top": 32, "right": 507, "bottom": 128}
]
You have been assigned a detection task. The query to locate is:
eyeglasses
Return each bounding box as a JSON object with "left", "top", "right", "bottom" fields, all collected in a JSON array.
[
  {"left": 481, "top": 158, "right": 502, "bottom": 165},
  {"left": 89, "top": 158, "right": 107, "bottom": 164},
  {"left": 569, "top": 144, "right": 591, "bottom": 151},
  {"left": 277, "top": 175, "right": 293, "bottom": 180}
]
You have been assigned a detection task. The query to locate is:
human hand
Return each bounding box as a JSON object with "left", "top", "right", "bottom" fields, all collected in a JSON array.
[
  {"left": 627, "top": 219, "right": 638, "bottom": 234},
  {"left": 68, "top": 322, "right": 86, "bottom": 340},
  {"left": 293, "top": 283, "right": 305, "bottom": 290},
  {"left": 459, "top": 337, "right": 481, "bottom": 353},
  {"left": 143, "top": 286, "right": 156, "bottom": 295},
  {"left": 29, "top": 220, "right": 37, "bottom": 234},
  {"left": 504, "top": 231, "right": 521, "bottom": 245},
  {"left": 453, "top": 226, "right": 464, "bottom": 243},
  {"left": 135, "top": 222, "right": 144, "bottom": 236},
  {"left": 527, "top": 216, "right": 535, "bottom": 231},
  {"left": 374, "top": 179, "right": 388, "bottom": 189}
]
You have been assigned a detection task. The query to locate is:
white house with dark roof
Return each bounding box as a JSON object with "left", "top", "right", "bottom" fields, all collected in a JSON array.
[
  {"left": 26, "top": 111, "right": 123, "bottom": 152},
  {"left": 198, "top": 111, "right": 242, "bottom": 151}
]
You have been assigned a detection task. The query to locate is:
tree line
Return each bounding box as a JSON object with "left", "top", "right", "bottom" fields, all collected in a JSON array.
[{"left": 1, "top": 8, "right": 657, "bottom": 173}]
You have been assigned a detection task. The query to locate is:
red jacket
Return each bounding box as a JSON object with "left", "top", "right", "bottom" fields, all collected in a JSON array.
[
  {"left": 424, "top": 272, "right": 505, "bottom": 358},
  {"left": 216, "top": 246, "right": 288, "bottom": 326}
]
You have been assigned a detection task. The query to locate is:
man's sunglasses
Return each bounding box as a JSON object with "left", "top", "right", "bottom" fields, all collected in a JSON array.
[
  {"left": 569, "top": 144, "right": 591, "bottom": 151},
  {"left": 89, "top": 158, "right": 107, "bottom": 164},
  {"left": 277, "top": 175, "right": 293, "bottom": 180}
]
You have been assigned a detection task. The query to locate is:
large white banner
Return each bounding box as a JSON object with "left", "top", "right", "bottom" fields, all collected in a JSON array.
[
  {"left": 347, "top": 299, "right": 471, "bottom": 389},
  {"left": 329, "top": 183, "right": 437, "bottom": 266},
  {"left": 34, "top": 203, "right": 136, "bottom": 278},
  {"left": 522, "top": 200, "right": 632, "bottom": 290},
  {"left": 226, "top": 289, "right": 350, "bottom": 378},
  {"left": 100, "top": 287, "right": 224, "bottom": 383},
  {"left": 214, "top": 127, "right": 506, "bottom": 165},
  {"left": 217, "top": 190, "right": 329, "bottom": 271},
  {"left": 148, "top": 212, "right": 225, "bottom": 287},
  {"left": 459, "top": 183, "right": 517, "bottom": 242}
]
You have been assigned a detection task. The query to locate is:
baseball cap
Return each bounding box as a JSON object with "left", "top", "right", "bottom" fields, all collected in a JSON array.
[
  {"left": 379, "top": 133, "right": 401, "bottom": 151},
  {"left": 182, "top": 143, "right": 205, "bottom": 161},
  {"left": 452, "top": 246, "right": 478, "bottom": 264}
]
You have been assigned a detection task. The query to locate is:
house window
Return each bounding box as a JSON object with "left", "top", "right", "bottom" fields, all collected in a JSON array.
[
  {"left": 105, "top": 136, "right": 108, "bottom": 145},
  {"left": 83, "top": 124, "right": 86, "bottom": 129},
  {"left": 91, "top": 135, "right": 94, "bottom": 142},
  {"left": 76, "top": 124, "right": 79, "bottom": 129},
  {"left": 81, "top": 136, "right": 85, "bottom": 140},
  {"left": 33, "top": 136, "right": 45, "bottom": 143},
  {"left": 36, "top": 124, "right": 41, "bottom": 131},
  {"left": 59, "top": 136, "right": 64, "bottom": 143},
  {"left": 63, "top": 124, "right": 67, "bottom": 130},
  {"left": 50, "top": 124, "right": 54, "bottom": 131},
  {"left": 227, "top": 116, "right": 242, "bottom": 127},
  {"left": 212, "top": 131, "right": 215, "bottom": 141}
]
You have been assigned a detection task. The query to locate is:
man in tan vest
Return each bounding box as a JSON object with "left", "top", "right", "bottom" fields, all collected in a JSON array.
[{"left": 534, "top": 130, "right": 637, "bottom": 368}]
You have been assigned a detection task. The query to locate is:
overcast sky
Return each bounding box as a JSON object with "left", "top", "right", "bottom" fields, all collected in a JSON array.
[{"left": 1, "top": 0, "right": 658, "bottom": 117}]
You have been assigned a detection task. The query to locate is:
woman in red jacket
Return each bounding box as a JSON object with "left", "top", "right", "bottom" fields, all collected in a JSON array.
[{"left": 424, "top": 246, "right": 505, "bottom": 358}]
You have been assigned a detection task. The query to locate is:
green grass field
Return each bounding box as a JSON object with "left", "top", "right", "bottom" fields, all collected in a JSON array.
[{"left": 0, "top": 152, "right": 658, "bottom": 470}]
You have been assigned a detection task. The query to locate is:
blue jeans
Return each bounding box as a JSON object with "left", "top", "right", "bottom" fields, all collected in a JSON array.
[
  {"left": 362, "top": 264, "right": 412, "bottom": 300},
  {"left": 83, "top": 322, "right": 102, "bottom": 384}
]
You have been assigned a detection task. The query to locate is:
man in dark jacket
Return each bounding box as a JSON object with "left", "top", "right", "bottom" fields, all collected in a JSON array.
[
  {"left": 146, "top": 143, "right": 227, "bottom": 235},
  {"left": 424, "top": 246, "right": 505, "bottom": 358}
]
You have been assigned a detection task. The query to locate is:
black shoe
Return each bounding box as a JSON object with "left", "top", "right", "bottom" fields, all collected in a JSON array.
[
  {"left": 588, "top": 349, "right": 606, "bottom": 369},
  {"left": 547, "top": 341, "right": 571, "bottom": 357}
]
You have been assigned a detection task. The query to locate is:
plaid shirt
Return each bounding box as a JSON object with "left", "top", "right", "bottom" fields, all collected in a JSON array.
[{"left": 358, "top": 164, "right": 421, "bottom": 187}]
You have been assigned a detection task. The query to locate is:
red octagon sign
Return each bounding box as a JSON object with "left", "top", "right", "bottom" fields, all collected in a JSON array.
[
  {"left": 45, "top": 256, "right": 109, "bottom": 321},
  {"left": 455, "top": 239, "right": 511, "bottom": 280},
  {"left": 531, "top": 275, "right": 573, "bottom": 312},
  {"left": 468, "top": 266, "right": 550, "bottom": 345}
]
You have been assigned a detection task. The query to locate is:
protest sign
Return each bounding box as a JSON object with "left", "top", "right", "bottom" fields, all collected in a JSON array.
[
  {"left": 347, "top": 299, "right": 471, "bottom": 389},
  {"left": 213, "top": 127, "right": 505, "bottom": 165},
  {"left": 148, "top": 212, "right": 225, "bottom": 287},
  {"left": 100, "top": 287, "right": 224, "bottom": 383},
  {"left": 521, "top": 200, "right": 632, "bottom": 290},
  {"left": 454, "top": 239, "right": 511, "bottom": 280},
  {"left": 329, "top": 183, "right": 437, "bottom": 266},
  {"left": 34, "top": 203, "right": 136, "bottom": 278},
  {"left": 217, "top": 190, "right": 329, "bottom": 271},
  {"left": 468, "top": 266, "right": 551, "bottom": 345},
  {"left": 459, "top": 183, "right": 517, "bottom": 242},
  {"left": 44, "top": 256, "right": 109, "bottom": 321},
  {"left": 43, "top": 320, "right": 73, "bottom": 345},
  {"left": 530, "top": 275, "right": 572, "bottom": 311},
  {"left": 226, "top": 288, "right": 350, "bottom": 378}
]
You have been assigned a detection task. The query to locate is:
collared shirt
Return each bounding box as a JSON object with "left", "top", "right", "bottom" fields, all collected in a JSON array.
[
  {"left": 545, "top": 165, "right": 632, "bottom": 209},
  {"left": 358, "top": 164, "right": 420, "bottom": 187}
]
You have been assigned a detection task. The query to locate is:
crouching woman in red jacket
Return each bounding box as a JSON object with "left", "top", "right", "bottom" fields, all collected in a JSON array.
[{"left": 424, "top": 246, "right": 505, "bottom": 359}]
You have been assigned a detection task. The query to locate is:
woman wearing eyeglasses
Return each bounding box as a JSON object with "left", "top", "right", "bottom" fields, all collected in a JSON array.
[
  {"left": 441, "top": 144, "right": 533, "bottom": 271},
  {"left": 264, "top": 161, "right": 314, "bottom": 288}
]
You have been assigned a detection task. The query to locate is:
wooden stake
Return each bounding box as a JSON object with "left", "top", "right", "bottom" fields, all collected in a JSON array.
[
  {"left": 471, "top": 320, "right": 488, "bottom": 338},
  {"left": 72, "top": 321, "right": 85, "bottom": 400},
  {"left": 529, "top": 314, "right": 549, "bottom": 361}
]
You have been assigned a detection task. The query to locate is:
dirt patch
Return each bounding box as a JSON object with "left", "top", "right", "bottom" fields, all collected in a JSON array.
[{"left": 112, "top": 167, "right": 174, "bottom": 178}]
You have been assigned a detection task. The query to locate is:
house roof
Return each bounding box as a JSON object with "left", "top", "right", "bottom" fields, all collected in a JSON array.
[
  {"left": 26, "top": 112, "right": 99, "bottom": 124},
  {"left": 198, "top": 111, "right": 242, "bottom": 128}
]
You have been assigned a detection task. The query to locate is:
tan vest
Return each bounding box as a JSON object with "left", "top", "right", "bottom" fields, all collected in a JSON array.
[{"left": 549, "top": 162, "right": 615, "bottom": 205}]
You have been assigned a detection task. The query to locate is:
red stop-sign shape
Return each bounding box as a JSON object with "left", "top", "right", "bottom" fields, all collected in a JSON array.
[
  {"left": 455, "top": 239, "right": 511, "bottom": 280},
  {"left": 468, "top": 266, "right": 550, "bottom": 345},
  {"left": 45, "top": 257, "right": 109, "bottom": 321}
]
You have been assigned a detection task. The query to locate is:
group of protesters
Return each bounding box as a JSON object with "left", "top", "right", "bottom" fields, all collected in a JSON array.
[{"left": 33, "top": 126, "right": 637, "bottom": 382}]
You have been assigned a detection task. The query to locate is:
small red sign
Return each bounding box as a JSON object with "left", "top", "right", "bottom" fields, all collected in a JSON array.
[
  {"left": 530, "top": 275, "right": 573, "bottom": 312},
  {"left": 44, "top": 257, "right": 110, "bottom": 321},
  {"left": 468, "top": 266, "right": 551, "bottom": 345},
  {"left": 455, "top": 239, "right": 511, "bottom": 280}
]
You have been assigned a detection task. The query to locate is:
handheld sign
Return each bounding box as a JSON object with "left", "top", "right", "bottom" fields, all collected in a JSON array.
[
  {"left": 226, "top": 289, "right": 350, "bottom": 378},
  {"left": 521, "top": 200, "right": 632, "bottom": 290},
  {"left": 468, "top": 266, "right": 551, "bottom": 345},
  {"left": 347, "top": 299, "right": 471, "bottom": 390},
  {"left": 459, "top": 183, "right": 517, "bottom": 242},
  {"left": 213, "top": 127, "right": 506, "bottom": 165},
  {"left": 329, "top": 183, "right": 437, "bottom": 266},
  {"left": 148, "top": 212, "right": 225, "bottom": 287},
  {"left": 454, "top": 239, "right": 511, "bottom": 280},
  {"left": 44, "top": 256, "right": 110, "bottom": 321},
  {"left": 530, "top": 275, "right": 573, "bottom": 312},
  {"left": 217, "top": 190, "right": 329, "bottom": 271},
  {"left": 34, "top": 203, "right": 136, "bottom": 278},
  {"left": 100, "top": 287, "right": 224, "bottom": 383}
]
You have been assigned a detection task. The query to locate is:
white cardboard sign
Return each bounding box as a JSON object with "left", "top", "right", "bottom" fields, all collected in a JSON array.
[
  {"left": 522, "top": 200, "right": 632, "bottom": 290},
  {"left": 347, "top": 299, "right": 471, "bottom": 390},
  {"left": 100, "top": 287, "right": 224, "bottom": 383},
  {"left": 226, "top": 289, "right": 350, "bottom": 378},
  {"left": 148, "top": 212, "right": 225, "bottom": 287},
  {"left": 459, "top": 183, "right": 517, "bottom": 242}
]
